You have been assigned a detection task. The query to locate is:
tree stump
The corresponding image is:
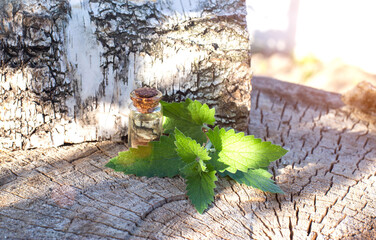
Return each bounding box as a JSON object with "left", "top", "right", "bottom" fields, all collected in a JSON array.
[
  {"left": 0, "top": 0, "right": 251, "bottom": 150},
  {"left": 1, "top": 77, "right": 375, "bottom": 239}
]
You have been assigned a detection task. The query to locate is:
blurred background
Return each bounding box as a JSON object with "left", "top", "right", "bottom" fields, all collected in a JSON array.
[{"left": 247, "top": 0, "right": 376, "bottom": 94}]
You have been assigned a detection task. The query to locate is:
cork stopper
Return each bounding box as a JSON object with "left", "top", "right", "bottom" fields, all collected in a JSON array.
[{"left": 130, "top": 87, "right": 162, "bottom": 113}]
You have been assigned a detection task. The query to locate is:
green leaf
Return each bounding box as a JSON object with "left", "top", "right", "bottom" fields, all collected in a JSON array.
[
  {"left": 174, "top": 128, "right": 217, "bottom": 213},
  {"left": 105, "top": 159, "right": 117, "bottom": 170},
  {"left": 224, "top": 168, "right": 284, "bottom": 193},
  {"left": 105, "top": 135, "right": 184, "bottom": 177},
  {"left": 184, "top": 163, "right": 217, "bottom": 214},
  {"left": 206, "top": 127, "right": 288, "bottom": 173},
  {"left": 180, "top": 161, "right": 203, "bottom": 177},
  {"left": 174, "top": 129, "right": 211, "bottom": 168},
  {"left": 206, "top": 151, "right": 229, "bottom": 172},
  {"left": 161, "top": 99, "right": 215, "bottom": 144}
]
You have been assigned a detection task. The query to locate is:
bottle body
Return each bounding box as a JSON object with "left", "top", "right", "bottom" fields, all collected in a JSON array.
[
  {"left": 128, "top": 104, "right": 163, "bottom": 148},
  {"left": 128, "top": 88, "right": 163, "bottom": 148}
]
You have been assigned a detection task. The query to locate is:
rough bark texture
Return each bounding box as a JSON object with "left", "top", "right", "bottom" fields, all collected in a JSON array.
[
  {"left": 0, "top": 0, "right": 251, "bottom": 150},
  {"left": 342, "top": 81, "right": 376, "bottom": 119},
  {"left": 1, "top": 78, "right": 376, "bottom": 239}
]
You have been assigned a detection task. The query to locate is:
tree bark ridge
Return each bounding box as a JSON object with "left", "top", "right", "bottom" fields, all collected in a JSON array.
[{"left": 0, "top": 0, "right": 251, "bottom": 150}]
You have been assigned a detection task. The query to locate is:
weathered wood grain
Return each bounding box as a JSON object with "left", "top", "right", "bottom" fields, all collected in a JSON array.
[{"left": 1, "top": 77, "right": 375, "bottom": 239}]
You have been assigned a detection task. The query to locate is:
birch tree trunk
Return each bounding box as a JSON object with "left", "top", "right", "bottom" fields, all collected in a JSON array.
[{"left": 0, "top": 0, "right": 251, "bottom": 150}]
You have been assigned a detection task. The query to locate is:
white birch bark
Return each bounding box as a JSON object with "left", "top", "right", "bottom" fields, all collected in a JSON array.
[{"left": 0, "top": 0, "right": 251, "bottom": 150}]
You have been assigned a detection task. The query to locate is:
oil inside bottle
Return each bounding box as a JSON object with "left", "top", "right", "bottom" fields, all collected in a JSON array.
[{"left": 128, "top": 87, "right": 163, "bottom": 148}]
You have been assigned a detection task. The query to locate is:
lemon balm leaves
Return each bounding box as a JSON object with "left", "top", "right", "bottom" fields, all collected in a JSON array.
[
  {"left": 184, "top": 165, "right": 217, "bottom": 214},
  {"left": 223, "top": 168, "right": 284, "bottom": 194},
  {"left": 174, "top": 129, "right": 216, "bottom": 212},
  {"left": 186, "top": 100, "right": 216, "bottom": 126},
  {"left": 174, "top": 128, "right": 211, "bottom": 164},
  {"left": 106, "top": 98, "right": 287, "bottom": 214},
  {"left": 106, "top": 135, "right": 184, "bottom": 178},
  {"left": 206, "top": 126, "right": 288, "bottom": 173},
  {"left": 161, "top": 99, "right": 215, "bottom": 144}
]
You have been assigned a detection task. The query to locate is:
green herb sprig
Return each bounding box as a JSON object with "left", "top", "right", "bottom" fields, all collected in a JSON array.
[{"left": 106, "top": 99, "right": 287, "bottom": 213}]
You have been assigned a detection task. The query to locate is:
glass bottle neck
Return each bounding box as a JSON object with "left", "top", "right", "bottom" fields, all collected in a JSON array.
[{"left": 131, "top": 103, "right": 161, "bottom": 114}]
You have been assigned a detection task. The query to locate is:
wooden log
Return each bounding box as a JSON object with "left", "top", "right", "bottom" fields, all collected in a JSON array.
[
  {"left": 1, "top": 77, "right": 376, "bottom": 239},
  {"left": 0, "top": 0, "right": 251, "bottom": 150}
]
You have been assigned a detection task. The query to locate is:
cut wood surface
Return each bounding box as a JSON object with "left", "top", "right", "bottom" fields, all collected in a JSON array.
[{"left": 1, "top": 77, "right": 376, "bottom": 240}]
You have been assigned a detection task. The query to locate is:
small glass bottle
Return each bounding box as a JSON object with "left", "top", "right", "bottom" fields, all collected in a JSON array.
[{"left": 128, "top": 87, "right": 163, "bottom": 148}]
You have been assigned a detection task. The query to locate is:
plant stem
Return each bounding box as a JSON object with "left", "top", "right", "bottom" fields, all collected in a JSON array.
[
  {"left": 202, "top": 125, "right": 211, "bottom": 131},
  {"left": 205, "top": 140, "right": 212, "bottom": 150}
]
